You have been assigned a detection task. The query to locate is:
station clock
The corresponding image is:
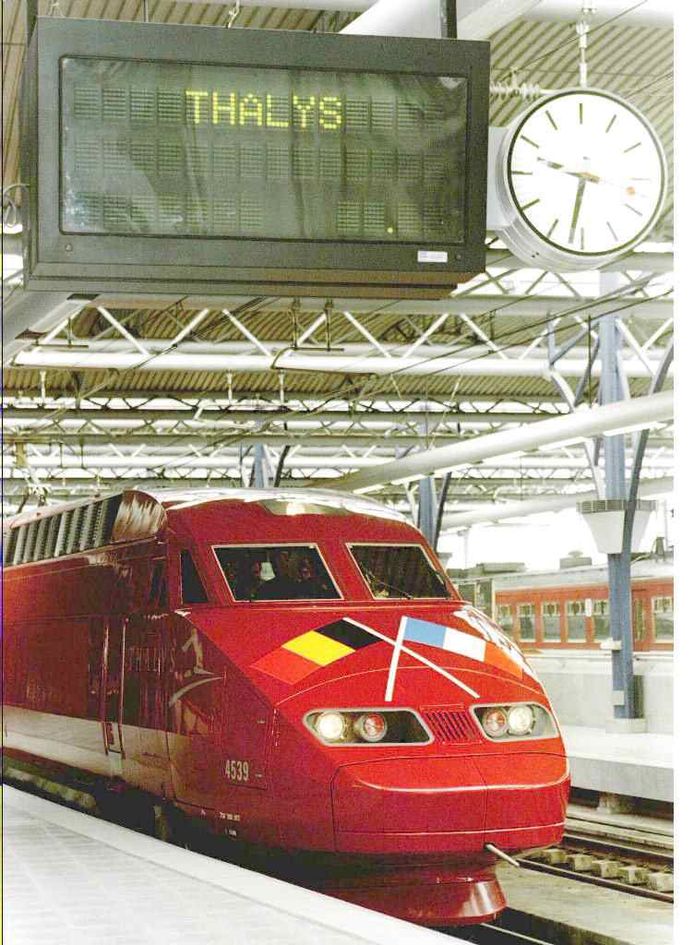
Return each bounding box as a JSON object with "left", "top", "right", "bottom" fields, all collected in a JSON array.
[{"left": 494, "top": 88, "right": 667, "bottom": 270}]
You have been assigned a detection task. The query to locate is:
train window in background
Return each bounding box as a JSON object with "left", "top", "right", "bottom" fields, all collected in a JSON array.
[
  {"left": 180, "top": 550, "right": 209, "bottom": 604},
  {"left": 592, "top": 599, "right": 609, "bottom": 640},
  {"left": 541, "top": 602, "right": 561, "bottom": 641},
  {"left": 496, "top": 604, "right": 514, "bottom": 637},
  {"left": 566, "top": 600, "right": 587, "bottom": 641},
  {"left": 519, "top": 603, "right": 536, "bottom": 641},
  {"left": 653, "top": 596, "right": 674, "bottom": 641},
  {"left": 214, "top": 545, "right": 340, "bottom": 601},
  {"left": 632, "top": 598, "right": 646, "bottom": 642},
  {"left": 350, "top": 544, "right": 451, "bottom": 599}
]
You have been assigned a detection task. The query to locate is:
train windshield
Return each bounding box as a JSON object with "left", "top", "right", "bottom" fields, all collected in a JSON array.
[
  {"left": 214, "top": 544, "right": 340, "bottom": 601},
  {"left": 350, "top": 544, "right": 452, "bottom": 600}
]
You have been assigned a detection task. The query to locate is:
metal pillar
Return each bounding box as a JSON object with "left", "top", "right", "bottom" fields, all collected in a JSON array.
[
  {"left": 251, "top": 444, "right": 273, "bottom": 489},
  {"left": 599, "top": 272, "right": 639, "bottom": 724},
  {"left": 417, "top": 476, "right": 438, "bottom": 546}
]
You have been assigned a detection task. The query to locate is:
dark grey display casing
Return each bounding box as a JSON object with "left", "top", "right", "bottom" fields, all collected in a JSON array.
[{"left": 22, "top": 17, "right": 490, "bottom": 299}]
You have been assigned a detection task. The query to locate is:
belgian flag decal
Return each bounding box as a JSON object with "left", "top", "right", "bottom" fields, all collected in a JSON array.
[{"left": 251, "top": 619, "right": 378, "bottom": 685}]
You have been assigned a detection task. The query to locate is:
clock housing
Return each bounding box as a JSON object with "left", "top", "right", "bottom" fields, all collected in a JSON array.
[{"left": 495, "top": 88, "right": 667, "bottom": 271}]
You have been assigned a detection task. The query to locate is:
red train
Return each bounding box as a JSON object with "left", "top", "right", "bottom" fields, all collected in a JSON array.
[
  {"left": 489, "top": 562, "right": 674, "bottom": 652},
  {"left": 2, "top": 488, "right": 569, "bottom": 926}
]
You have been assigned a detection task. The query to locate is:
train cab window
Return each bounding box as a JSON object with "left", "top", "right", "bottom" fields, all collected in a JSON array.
[
  {"left": 350, "top": 544, "right": 451, "bottom": 600},
  {"left": 214, "top": 545, "right": 340, "bottom": 601},
  {"left": 653, "top": 596, "right": 674, "bottom": 641},
  {"left": 592, "top": 599, "right": 610, "bottom": 640},
  {"left": 541, "top": 602, "right": 561, "bottom": 641},
  {"left": 566, "top": 600, "right": 587, "bottom": 641},
  {"left": 181, "top": 550, "right": 209, "bottom": 604},
  {"left": 519, "top": 604, "right": 536, "bottom": 641}
]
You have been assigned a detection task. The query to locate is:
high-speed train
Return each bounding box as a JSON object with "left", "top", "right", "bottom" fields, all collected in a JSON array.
[{"left": 2, "top": 488, "right": 569, "bottom": 926}]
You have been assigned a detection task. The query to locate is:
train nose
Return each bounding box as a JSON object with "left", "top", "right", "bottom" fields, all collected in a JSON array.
[{"left": 331, "top": 752, "right": 569, "bottom": 855}]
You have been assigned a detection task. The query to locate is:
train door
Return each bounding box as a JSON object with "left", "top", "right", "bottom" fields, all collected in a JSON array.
[{"left": 103, "top": 618, "right": 126, "bottom": 776}]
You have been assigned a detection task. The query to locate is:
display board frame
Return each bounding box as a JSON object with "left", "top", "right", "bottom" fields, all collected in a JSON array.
[{"left": 22, "top": 17, "right": 490, "bottom": 298}]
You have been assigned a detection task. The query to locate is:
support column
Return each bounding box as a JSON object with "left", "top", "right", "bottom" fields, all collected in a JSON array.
[
  {"left": 599, "top": 273, "right": 642, "bottom": 728},
  {"left": 251, "top": 444, "right": 273, "bottom": 489},
  {"left": 417, "top": 476, "right": 438, "bottom": 547}
]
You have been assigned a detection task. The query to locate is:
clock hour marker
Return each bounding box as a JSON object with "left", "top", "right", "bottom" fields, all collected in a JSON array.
[
  {"left": 520, "top": 134, "right": 539, "bottom": 148},
  {"left": 606, "top": 114, "right": 617, "bottom": 133},
  {"left": 579, "top": 102, "right": 584, "bottom": 124},
  {"left": 547, "top": 218, "right": 559, "bottom": 239},
  {"left": 546, "top": 111, "right": 558, "bottom": 130},
  {"left": 625, "top": 203, "right": 643, "bottom": 216},
  {"left": 511, "top": 170, "right": 533, "bottom": 175},
  {"left": 521, "top": 198, "right": 541, "bottom": 211},
  {"left": 624, "top": 141, "right": 643, "bottom": 153},
  {"left": 607, "top": 221, "right": 618, "bottom": 241},
  {"left": 580, "top": 227, "right": 585, "bottom": 251}
]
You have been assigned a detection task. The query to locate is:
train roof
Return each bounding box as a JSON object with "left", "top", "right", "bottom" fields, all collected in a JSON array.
[
  {"left": 491, "top": 557, "right": 673, "bottom": 589},
  {"left": 3, "top": 487, "right": 411, "bottom": 567},
  {"left": 6, "top": 487, "right": 405, "bottom": 529}
]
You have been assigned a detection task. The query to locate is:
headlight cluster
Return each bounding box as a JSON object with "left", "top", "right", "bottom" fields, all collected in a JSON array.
[
  {"left": 473, "top": 703, "right": 555, "bottom": 741},
  {"left": 305, "top": 709, "right": 431, "bottom": 745}
]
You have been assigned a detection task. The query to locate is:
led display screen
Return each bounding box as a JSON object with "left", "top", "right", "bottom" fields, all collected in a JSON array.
[
  {"left": 60, "top": 58, "right": 468, "bottom": 244},
  {"left": 23, "top": 18, "right": 489, "bottom": 297}
]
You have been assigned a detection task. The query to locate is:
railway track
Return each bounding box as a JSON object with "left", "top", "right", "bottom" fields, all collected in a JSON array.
[{"left": 517, "top": 810, "right": 674, "bottom": 903}]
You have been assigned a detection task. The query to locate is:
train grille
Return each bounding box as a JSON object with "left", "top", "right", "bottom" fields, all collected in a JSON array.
[{"left": 422, "top": 709, "right": 480, "bottom": 743}]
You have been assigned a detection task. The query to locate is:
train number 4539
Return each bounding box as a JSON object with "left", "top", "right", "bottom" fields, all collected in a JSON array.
[{"left": 224, "top": 759, "right": 250, "bottom": 782}]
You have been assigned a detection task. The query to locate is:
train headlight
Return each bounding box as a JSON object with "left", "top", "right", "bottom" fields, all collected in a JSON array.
[
  {"left": 481, "top": 707, "right": 508, "bottom": 738},
  {"left": 315, "top": 711, "right": 347, "bottom": 742},
  {"left": 354, "top": 712, "right": 388, "bottom": 743},
  {"left": 305, "top": 709, "right": 430, "bottom": 745},
  {"left": 507, "top": 704, "right": 536, "bottom": 736},
  {"left": 473, "top": 703, "right": 556, "bottom": 741}
]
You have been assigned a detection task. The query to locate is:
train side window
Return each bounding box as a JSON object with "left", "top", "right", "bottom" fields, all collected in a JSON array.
[
  {"left": 519, "top": 604, "right": 536, "bottom": 641},
  {"left": 592, "top": 599, "right": 609, "bottom": 640},
  {"left": 633, "top": 598, "right": 646, "bottom": 642},
  {"left": 541, "top": 602, "right": 561, "bottom": 641},
  {"left": 495, "top": 604, "right": 514, "bottom": 637},
  {"left": 181, "top": 550, "right": 209, "bottom": 604},
  {"left": 566, "top": 600, "right": 587, "bottom": 641},
  {"left": 149, "top": 560, "right": 168, "bottom": 609},
  {"left": 653, "top": 596, "right": 674, "bottom": 641}
]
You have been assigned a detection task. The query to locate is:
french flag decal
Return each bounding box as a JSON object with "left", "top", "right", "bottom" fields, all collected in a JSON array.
[{"left": 385, "top": 612, "right": 531, "bottom": 701}]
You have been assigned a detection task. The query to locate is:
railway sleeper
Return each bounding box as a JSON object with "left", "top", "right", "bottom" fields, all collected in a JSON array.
[
  {"left": 618, "top": 865, "right": 650, "bottom": 885},
  {"left": 565, "top": 853, "right": 598, "bottom": 872},
  {"left": 591, "top": 859, "right": 622, "bottom": 879},
  {"left": 647, "top": 872, "right": 675, "bottom": 893}
]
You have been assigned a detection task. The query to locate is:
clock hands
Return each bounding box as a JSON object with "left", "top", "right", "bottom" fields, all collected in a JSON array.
[
  {"left": 538, "top": 157, "right": 600, "bottom": 183},
  {"left": 568, "top": 178, "right": 587, "bottom": 245},
  {"left": 537, "top": 157, "right": 649, "bottom": 196}
]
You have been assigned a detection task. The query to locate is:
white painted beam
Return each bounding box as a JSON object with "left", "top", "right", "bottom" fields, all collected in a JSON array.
[
  {"left": 329, "top": 390, "right": 674, "bottom": 491},
  {"left": 442, "top": 476, "right": 674, "bottom": 530},
  {"left": 11, "top": 344, "right": 666, "bottom": 378}
]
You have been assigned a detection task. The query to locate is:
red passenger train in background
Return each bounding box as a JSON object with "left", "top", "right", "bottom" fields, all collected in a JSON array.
[
  {"left": 2, "top": 488, "right": 569, "bottom": 926},
  {"left": 489, "top": 561, "right": 674, "bottom": 652}
]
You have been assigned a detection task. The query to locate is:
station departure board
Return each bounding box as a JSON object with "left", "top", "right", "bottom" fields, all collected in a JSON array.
[
  {"left": 61, "top": 59, "right": 468, "bottom": 244},
  {"left": 23, "top": 18, "right": 490, "bottom": 298}
]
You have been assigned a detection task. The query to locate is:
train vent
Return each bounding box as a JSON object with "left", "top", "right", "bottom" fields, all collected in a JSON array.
[{"left": 422, "top": 709, "right": 480, "bottom": 744}]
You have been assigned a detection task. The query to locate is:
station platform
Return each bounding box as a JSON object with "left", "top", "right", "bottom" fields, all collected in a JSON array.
[
  {"left": 2, "top": 786, "right": 456, "bottom": 945},
  {"left": 562, "top": 725, "right": 673, "bottom": 804}
]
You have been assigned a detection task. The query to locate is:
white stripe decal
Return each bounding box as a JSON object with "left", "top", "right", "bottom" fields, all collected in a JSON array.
[{"left": 343, "top": 617, "right": 480, "bottom": 699}]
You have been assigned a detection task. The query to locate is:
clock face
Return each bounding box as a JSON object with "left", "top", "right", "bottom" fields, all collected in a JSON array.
[{"left": 504, "top": 89, "right": 666, "bottom": 257}]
